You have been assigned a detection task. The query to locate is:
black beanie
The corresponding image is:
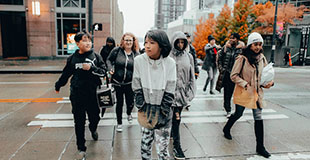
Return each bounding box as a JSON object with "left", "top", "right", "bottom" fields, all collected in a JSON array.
[{"left": 208, "top": 35, "right": 215, "bottom": 42}]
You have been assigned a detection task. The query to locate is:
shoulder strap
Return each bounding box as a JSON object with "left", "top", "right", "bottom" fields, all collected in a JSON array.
[{"left": 239, "top": 57, "right": 246, "bottom": 76}]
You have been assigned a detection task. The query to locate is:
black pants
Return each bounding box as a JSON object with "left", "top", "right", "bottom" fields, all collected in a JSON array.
[
  {"left": 70, "top": 87, "right": 100, "bottom": 152},
  {"left": 222, "top": 73, "right": 235, "bottom": 112},
  {"left": 114, "top": 84, "right": 134, "bottom": 125},
  {"left": 171, "top": 107, "right": 183, "bottom": 148}
]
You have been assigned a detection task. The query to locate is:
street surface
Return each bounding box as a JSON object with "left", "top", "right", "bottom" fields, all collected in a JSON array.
[{"left": 0, "top": 66, "right": 310, "bottom": 160}]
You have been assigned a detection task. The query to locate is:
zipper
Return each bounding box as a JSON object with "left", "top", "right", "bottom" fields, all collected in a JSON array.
[{"left": 122, "top": 51, "right": 130, "bottom": 82}]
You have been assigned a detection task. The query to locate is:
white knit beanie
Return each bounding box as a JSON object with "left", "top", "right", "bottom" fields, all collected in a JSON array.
[{"left": 247, "top": 32, "right": 264, "bottom": 46}]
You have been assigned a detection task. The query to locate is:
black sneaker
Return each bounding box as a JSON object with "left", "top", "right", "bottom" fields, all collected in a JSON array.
[
  {"left": 210, "top": 90, "right": 215, "bottom": 95},
  {"left": 173, "top": 147, "right": 185, "bottom": 160},
  {"left": 91, "top": 131, "right": 98, "bottom": 141}
]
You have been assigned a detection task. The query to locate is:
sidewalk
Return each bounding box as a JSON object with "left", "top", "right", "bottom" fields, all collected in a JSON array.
[{"left": 0, "top": 59, "right": 66, "bottom": 73}]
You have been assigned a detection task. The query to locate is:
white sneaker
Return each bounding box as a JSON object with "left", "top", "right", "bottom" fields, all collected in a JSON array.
[
  {"left": 76, "top": 151, "right": 86, "bottom": 160},
  {"left": 127, "top": 114, "right": 133, "bottom": 124},
  {"left": 226, "top": 112, "right": 231, "bottom": 118},
  {"left": 116, "top": 124, "right": 122, "bottom": 132}
]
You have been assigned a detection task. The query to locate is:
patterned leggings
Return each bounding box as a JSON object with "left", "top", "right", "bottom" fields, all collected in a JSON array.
[{"left": 141, "top": 126, "right": 171, "bottom": 160}]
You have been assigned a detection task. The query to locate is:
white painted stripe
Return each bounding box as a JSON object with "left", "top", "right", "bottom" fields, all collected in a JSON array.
[
  {"left": 56, "top": 100, "right": 71, "bottom": 104},
  {"left": 28, "top": 113, "right": 289, "bottom": 128},
  {"left": 62, "top": 97, "right": 69, "bottom": 100},
  {"left": 34, "top": 109, "right": 277, "bottom": 120},
  {"left": 0, "top": 81, "right": 50, "bottom": 84},
  {"left": 247, "top": 153, "right": 310, "bottom": 160}
]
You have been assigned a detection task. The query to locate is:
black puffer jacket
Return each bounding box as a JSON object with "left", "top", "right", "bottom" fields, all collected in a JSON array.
[
  {"left": 55, "top": 50, "right": 106, "bottom": 91},
  {"left": 106, "top": 47, "right": 139, "bottom": 85},
  {"left": 218, "top": 41, "right": 244, "bottom": 74},
  {"left": 202, "top": 43, "right": 217, "bottom": 71},
  {"left": 216, "top": 40, "right": 244, "bottom": 91}
]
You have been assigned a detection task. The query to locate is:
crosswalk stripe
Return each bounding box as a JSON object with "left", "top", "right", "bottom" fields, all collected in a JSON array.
[
  {"left": 28, "top": 109, "right": 289, "bottom": 128},
  {"left": 247, "top": 153, "right": 310, "bottom": 160},
  {"left": 34, "top": 109, "right": 278, "bottom": 120},
  {"left": 27, "top": 114, "right": 289, "bottom": 128}
]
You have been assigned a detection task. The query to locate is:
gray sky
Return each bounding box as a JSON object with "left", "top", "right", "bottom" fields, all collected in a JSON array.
[
  {"left": 118, "top": 0, "right": 191, "bottom": 40},
  {"left": 117, "top": 0, "right": 155, "bottom": 39}
]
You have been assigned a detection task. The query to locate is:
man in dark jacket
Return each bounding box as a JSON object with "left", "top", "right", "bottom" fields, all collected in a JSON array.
[
  {"left": 99, "top": 37, "right": 116, "bottom": 63},
  {"left": 55, "top": 31, "right": 106, "bottom": 159},
  {"left": 184, "top": 32, "right": 199, "bottom": 79},
  {"left": 216, "top": 33, "right": 244, "bottom": 117}
]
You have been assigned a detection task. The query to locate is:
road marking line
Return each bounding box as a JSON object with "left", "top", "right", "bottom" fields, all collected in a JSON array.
[
  {"left": 0, "top": 81, "right": 50, "bottom": 84},
  {"left": 28, "top": 113, "right": 289, "bottom": 128},
  {"left": 0, "top": 98, "right": 63, "bottom": 103},
  {"left": 247, "top": 153, "right": 310, "bottom": 160},
  {"left": 34, "top": 109, "right": 278, "bottom": 120}
]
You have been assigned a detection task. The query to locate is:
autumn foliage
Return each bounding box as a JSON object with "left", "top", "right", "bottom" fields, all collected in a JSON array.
[
  {"left": 213, "top": 4, "right": 232, "bottom": 46},
  {"left": 230, "top": 0, "right": 253, "bottom": 42},
  {"left": 192, "top": 13, "right": 216, "bottom": 59},
  {"left": 253, "top": 3, "right": 308, "bottom": 34},
  {"left": 193, "top": 0, "right": 308, "bottom": 59}
]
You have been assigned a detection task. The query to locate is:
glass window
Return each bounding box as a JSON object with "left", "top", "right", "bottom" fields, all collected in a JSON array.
[
  {"left": 63, "top": 13, "right": 80, "bottom": 18},
  {"left": 63, "top": 0, "right": 79, "bottom": 7},
  {"left": 57, "top": 0, "right": 61, "bottom": 7},
  {"left": 81, "top": 0, "right": 85, "bottom": 8},
  {"left": 56, "top": 13, "right": 86, "bottom": 56},
  {"left": 0, "top": 0, "right": 23, "bottom": 5}
]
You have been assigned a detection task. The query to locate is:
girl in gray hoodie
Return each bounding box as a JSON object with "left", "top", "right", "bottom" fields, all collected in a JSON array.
[
  {"left": 169, "top": 31, "right": 196, "bottom": 160},
  {"left": 132, "top": 30, "right": 177, "bottom": 160}
]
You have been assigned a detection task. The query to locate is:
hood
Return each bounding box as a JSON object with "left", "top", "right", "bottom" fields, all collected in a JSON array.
[
  {"left": 170, "top": 31, "right": 188, "bottom": 55},
  {"left": 106, "top": 37, "right": 116, "bottom": 48}
]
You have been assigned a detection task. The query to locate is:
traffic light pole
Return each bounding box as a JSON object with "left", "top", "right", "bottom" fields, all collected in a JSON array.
[
  {"left": 88, "top": 0, "right": 94, "bottom": 46},
  {"left": 270, "top": 0, "right": 279, "bottom": 63}
]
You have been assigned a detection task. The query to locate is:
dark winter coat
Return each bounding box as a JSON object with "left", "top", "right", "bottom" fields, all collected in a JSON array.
[
  {"left": 55, "top": 50, "right": 106, "bottom": 91},
  {"left": 188, "top": 44, "right": 199, "bottom": 75},
  {"left": 202, "top": 43, "right": 218, "bottom": 71},
  {"left": 99, "top": 37, "right": 116, "bottom": 63},
  {"left": 216, "top": 40, "right": 245, "bottom": 91},
  {"left": 106, "top": 47, "right": 139, "bottom": 86}
]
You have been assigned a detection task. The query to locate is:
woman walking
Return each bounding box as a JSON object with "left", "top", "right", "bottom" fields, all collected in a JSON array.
[
  {"left": 132, "top": 30, "right": 176, "bottom": 160},
  {"left": 202, "top": 35, "right": 220, "bottom": 94},
  {"left": 106, "top": 32, "right": 139, "bottom": 132},
  {"left": 222, "top": 32, "right": 274, "bottom": 158},
  {"left": 169, "top": 31, "right": 196, "bottom": 160}
]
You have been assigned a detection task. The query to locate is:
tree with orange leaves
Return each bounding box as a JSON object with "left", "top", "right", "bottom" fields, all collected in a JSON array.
[
  {"left": 253, "top": 3, "right": 308, "bottom": 34},
  {"left": 249, "top": 1, "right": 273, "bottom": 32},
  {"left": 193, "top": 13, "right": 217, "bottom": 59},
  {"left": 231, "top": 0, "right": 254, "bottom": 42},
  {"left": 214, "top": 4, "right": 232, "bottom": 46}
]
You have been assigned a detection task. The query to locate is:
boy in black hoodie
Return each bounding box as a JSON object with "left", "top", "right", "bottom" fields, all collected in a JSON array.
[{"left": 55, "top": 31, "right": 106, "bottom": 159}]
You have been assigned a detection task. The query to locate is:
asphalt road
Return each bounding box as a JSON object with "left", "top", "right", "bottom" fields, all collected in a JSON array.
[{"left": 0, "top": 66, "right": 310, "bottom": 160}]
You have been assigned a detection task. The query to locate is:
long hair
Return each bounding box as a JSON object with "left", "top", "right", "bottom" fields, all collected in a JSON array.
[
  {"left": 144, "top": 30, "right": 171, "bottom": 58},
  {"left": 120, "top": 32, "right": 138, "bottom": 52}
]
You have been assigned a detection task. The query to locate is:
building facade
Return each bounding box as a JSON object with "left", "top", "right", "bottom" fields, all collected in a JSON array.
[
  {"left": 167, "top": 0, "right": 235, "bottom": 38},
  {"left": 0, "top": 0, "right": 123, "bottom": 59},
  {"left": 154, "top": 0, "right": 187, "bottom": 30}
]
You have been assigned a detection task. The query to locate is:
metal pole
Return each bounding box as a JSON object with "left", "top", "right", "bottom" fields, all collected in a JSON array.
[
  {"left": 88, "top": 0, "right": 93, "bottom": 43},
  {"left": 270, "top": 0, "right": 279, "bottom": 63}
]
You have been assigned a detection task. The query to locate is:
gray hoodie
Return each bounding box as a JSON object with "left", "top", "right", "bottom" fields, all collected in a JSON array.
[
  {"left": 132, "top": 53, "right": 177, "bottom": 129},
  {"left": 169, "top": 31, "right": 196, "bottom": 107}
]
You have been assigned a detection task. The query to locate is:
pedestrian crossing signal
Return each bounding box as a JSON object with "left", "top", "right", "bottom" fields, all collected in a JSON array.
[{"left": 92, "top": 23, "right": 102, "bottom": 31}]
